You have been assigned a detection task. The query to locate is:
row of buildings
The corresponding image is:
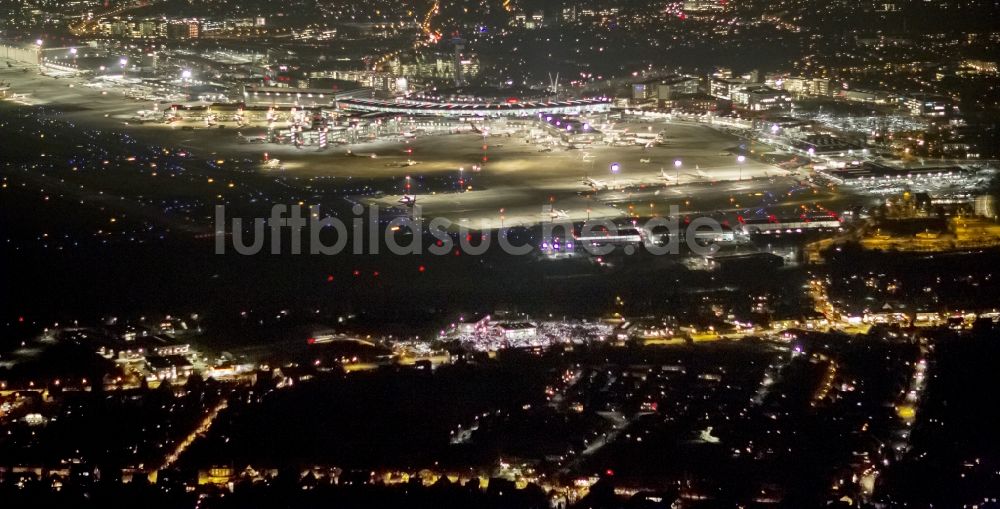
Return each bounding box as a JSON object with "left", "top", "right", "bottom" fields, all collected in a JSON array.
[
  {"left": 385, "top": 50, "right": 481, "bottom": 85},
  {"left": 632, "top": 69, "right": 959, "bottom": 118},
  {"left": 520, "top": 0, "right": 727, "bottom": 28},
  {"left": 94, "top": 17, "right": 266, "bottom": 39},
  {"left": 632, "top": 73, "right": 793, "bottom": 112}
]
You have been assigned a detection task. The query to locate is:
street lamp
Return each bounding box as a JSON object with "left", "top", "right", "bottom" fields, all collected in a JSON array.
[
  {"left": 674, "top": 159, "right": 681, "bottom": 183},
  {"left": 119, "top": 57, "right": 128, "bottom": 79},
  {"left": 610, "top": 162, "right": 620, "bottom": 187},
  {"left": 181, "top": 69, "right": 192, "bottom": 80},
  {"left": 737, "top": 155, "right": 746, "bottom": 181}
]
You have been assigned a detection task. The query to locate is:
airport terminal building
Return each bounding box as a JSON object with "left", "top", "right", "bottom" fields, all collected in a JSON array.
[{"left": 334, "top": 97, "right": 611, "bottom": 118}]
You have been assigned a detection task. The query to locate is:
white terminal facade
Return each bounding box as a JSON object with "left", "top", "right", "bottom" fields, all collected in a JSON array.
[{"left": 335, "top": 97, "right": 612, "bottom": 118}]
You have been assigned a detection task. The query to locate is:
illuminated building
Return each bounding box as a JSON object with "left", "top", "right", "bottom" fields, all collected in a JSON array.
[
  {"left": 731, "top": 86, "right": 792, "bottom": 111},
  {"left": 335, "top": 97, "right": 611, "bottom": 118},
  {"left": 709, "top": 77, "right": 748, "bottom": 100},
  {"left": 683, "top": 0, "right": 725, "bottom": 12},
  {"left": 499, "top": 322, "right": 537, "bottom": 342},
  {"left": 782, "top": 77, "right": 832, "bottom": 97},
  {"left": 905, "top": 93, "right": 958, "bottom": 118},
  {"left": 633, "top": 75, "right": 700, "bottom": 102},
  {"left": 388, "top": 52, "right": 481, "bottom": 82}
]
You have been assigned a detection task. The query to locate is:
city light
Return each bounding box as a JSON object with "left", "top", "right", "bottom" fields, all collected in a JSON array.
[{"left": 2, "top": 1, "right": 998, "bottom": 505}]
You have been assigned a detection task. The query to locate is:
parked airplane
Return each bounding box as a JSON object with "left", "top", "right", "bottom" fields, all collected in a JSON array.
[
  {"left": 347, "top": 150, "right": 377, "bottom": 158},
  {"left": 238, "top": 132, "right": 267, "bottom": 144},
  {"left": 385, "top": 159, "right": 420, "bottom": 168}
]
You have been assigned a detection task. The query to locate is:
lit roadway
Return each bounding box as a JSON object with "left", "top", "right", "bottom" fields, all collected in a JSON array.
[{"left": 371, "top": 0, "right": 440, "bottom": 70}]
